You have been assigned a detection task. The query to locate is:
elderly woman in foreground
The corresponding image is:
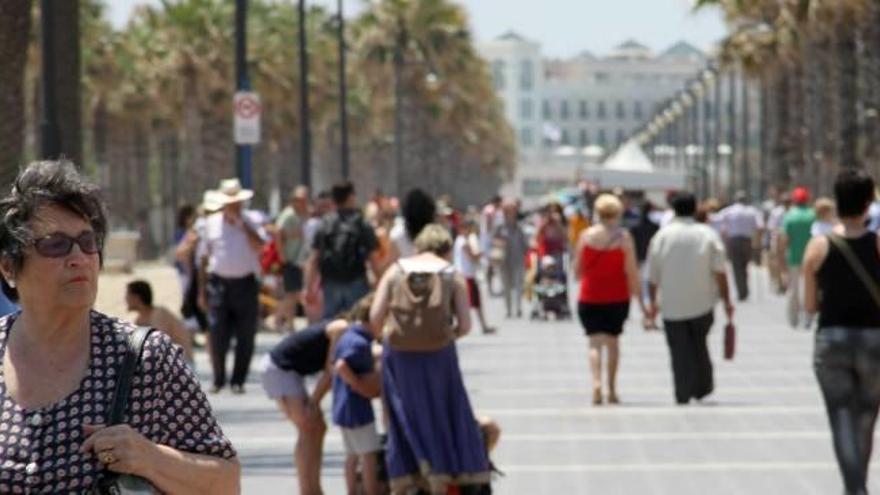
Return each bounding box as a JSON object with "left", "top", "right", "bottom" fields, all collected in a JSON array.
[{"left": 0, "top": 161, "right": 240, "bottom": 493}]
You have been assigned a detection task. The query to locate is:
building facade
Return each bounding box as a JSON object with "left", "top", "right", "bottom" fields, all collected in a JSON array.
[{"left": 479, "top": 33, "right": 711, "bottom": 201}]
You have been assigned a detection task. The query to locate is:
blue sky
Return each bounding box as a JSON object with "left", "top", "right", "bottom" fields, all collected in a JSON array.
[{"left": 107, "top": 0, "right": 728, "bottom": 58}]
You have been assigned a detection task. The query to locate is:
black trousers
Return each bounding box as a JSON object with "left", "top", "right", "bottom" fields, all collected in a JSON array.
[
  {"left": 727, "top": 236, "right": 752, "bottom": 300},
  {"left": 206, "top": 274, "right": 259, "bottom": 388},
  {"left": 663, "top": 311, "right": 714, "bottom": 404},
  {"left": 814, "top": 327, "right": 880, "bottom": 495}
]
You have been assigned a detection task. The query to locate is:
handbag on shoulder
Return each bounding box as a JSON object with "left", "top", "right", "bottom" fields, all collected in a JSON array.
[{"left": 90, "top": 327, "right": 158, "bottom": 495}]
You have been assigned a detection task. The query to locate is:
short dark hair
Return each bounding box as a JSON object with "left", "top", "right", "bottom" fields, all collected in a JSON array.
[
  {"left": 402, "top": 188, "right": 436, "bottom": 241},
  {"left": 0, "top": 160, "right": 108, "bottom": 298},
  {"left": 176, "top": 204, "right": 196, "bottom": 231},
  {"left": 671, "top": 192, "right": 697, "bottom": 217},
  {"left": 331, "top": 181, "right": 355, "bottom": 206},
  {"left": 834, "top": 169, "right": 875, "bottom": 217},
  {"left": 126, "top": 280, "right": 153, "bottom": 306}
]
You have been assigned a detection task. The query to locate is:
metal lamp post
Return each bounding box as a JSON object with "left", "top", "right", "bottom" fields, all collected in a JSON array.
[
  {"left": 298, "top": 0, "right": 312, "bottom": 188},
  {"left": 234, "top": 0, "right": 253, "bottom": 188},
  {"left": 337, "top": 0, "right": 350, "bottom": 179}
]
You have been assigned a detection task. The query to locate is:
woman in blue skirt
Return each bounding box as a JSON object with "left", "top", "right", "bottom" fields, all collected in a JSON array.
[{"left": 371, "top": 224, "right": 491, "bottom": 494}]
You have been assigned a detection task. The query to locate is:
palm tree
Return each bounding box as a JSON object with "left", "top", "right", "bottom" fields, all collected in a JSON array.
[
  {"left": 354, "top": 0, "right": 514, "bottom": 201},
  {"left": 0, "top": 0, "right": 32, "bottom": 184}
]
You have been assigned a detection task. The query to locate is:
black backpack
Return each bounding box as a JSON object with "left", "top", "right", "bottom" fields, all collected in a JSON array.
[{"left": 318, "top": 211, "right": 367, "bottom": 281}]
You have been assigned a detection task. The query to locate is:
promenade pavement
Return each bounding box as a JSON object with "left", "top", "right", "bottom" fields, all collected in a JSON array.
[{"left": 95, "top": 264, "right": 875, "bottom": 494}]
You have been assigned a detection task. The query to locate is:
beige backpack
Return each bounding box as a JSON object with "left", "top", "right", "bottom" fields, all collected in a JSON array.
[{"left": 386, "top": 262, "right": 456, "bottom": 351}]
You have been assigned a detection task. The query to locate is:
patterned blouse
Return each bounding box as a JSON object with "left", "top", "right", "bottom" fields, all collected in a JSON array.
[{"left": 0, "top": 311, "right": 236, "bottom": 493}]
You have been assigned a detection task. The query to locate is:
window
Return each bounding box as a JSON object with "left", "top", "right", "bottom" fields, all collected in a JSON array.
[
  {"left": 579, "top": 100, "right": 589, "bottom": 119},
  {"left": 520, "top": 127, "right": 534, "bottom": 147},
  {"left": 492, "top": 60, "right": 506, "bottom": 91},
  {"left": 520, "top": 60, "right": 534, "bottom": 90},
  {"left": 705, "top": 101, "right": 713, "bottom": 119},
  {"left": 543, "top": 99, "right": 552, "bottom": 119},
  {"left": 597, "top": 129, "right": 607, "bottom": 146},
  {"left": 633, "top": 101, "right": 643, "bottom": 120},
  {"left": 519, "top": 99, "right": 533, "bottom": 120},
  {"left": 560, "top": 101, "right": 570, "bottom": 120},
  {"left": 597, "top": 102, "right": 607, "bottom": 119},
  {"left": 561, "top": 129, "right": 571, "bottom": 145},
  {"left": 579, "top": 129, "right": 589, "bottom": 146},
  {"left": 616, "top": 129, "right": 626, "bottom": 144},
  {"left": 616, "top": 101, "right": 625, "bottom": 119}
]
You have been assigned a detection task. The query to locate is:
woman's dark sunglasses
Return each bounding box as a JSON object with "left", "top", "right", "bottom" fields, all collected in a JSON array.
[{"left": 33, "top": 231, "right": 101, "bottom": 258}]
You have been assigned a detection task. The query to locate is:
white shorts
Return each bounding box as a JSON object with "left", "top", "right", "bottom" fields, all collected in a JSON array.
[
  {"left": 260, "top": 355, "right": 311, "bottom": 400},
  {"left": 341, "top": 422, "right": 382, "bottom": 455}
]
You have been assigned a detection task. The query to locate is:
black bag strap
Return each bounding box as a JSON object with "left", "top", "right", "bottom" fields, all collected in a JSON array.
[
  {"left": 106, "top": 327, "right": 155, "bottom": 425},
  {"left": 827, "top": 234, "right": 880, "bottom": 311}
]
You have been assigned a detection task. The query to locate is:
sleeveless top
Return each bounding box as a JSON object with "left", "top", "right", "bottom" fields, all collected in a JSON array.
[
  {"left": 578, "top": 242, "right": 629, "bottom": 304},
  {"left": 817, "top": 232, "right": 880, "bottom": 328}
]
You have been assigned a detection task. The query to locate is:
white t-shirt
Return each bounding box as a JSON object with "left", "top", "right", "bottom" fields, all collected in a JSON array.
[
  {"left": 389, "top": 221, "right": 417, "bottom": 258},
  {"left": 454, "top": 233, "right": 480, "bottom": 278},
  {"left": 199, "top": 211, "right": 266, "bottom": 278}
]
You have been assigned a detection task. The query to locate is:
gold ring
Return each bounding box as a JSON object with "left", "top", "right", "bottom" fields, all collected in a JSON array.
[{"left": 98, "top": 451, "right": 117, "bottom": 464}]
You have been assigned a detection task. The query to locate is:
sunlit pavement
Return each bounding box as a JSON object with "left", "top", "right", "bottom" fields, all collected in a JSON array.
[{"left": 96, "top": 265, "right": 878, "bottom": 494}]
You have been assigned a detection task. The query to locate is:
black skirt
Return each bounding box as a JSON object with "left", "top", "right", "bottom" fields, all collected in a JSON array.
[{"left": 577, "top": 301, "right": 630, "bottom": 336}]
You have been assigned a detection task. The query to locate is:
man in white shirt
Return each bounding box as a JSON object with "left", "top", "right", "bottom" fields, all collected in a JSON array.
[
  {"left": 718, "top": 191, "right": 765, "bottom": 301},
  {"left": 198, "top": 178, "right": 267, "bottom": 394},
  {"left": 647, "top": 193, "right": 734, "bottom": 405}
]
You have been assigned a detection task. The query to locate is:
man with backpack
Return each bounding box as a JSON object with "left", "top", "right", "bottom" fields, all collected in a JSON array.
[{"left": 305, "top": 181, "right": 382, "bottom": 319}]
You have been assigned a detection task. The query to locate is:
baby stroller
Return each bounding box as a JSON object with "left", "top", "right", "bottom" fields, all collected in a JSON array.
[{"left": 530, "top": 255, "right": 571, "bottom": 321}]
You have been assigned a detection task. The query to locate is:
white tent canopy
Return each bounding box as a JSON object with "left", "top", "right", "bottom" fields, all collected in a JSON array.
[{"left": 584, "top": 140, "right": 686, "bottom": 190}]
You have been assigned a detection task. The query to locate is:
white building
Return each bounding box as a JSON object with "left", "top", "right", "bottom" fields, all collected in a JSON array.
[{"left": 479, "top": 33, "right": 709, "bottom": 202}]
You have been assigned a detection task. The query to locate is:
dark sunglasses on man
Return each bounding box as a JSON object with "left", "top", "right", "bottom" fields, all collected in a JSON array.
[{"left": 32, "top": 231, "right": 102, "bottom": 258}]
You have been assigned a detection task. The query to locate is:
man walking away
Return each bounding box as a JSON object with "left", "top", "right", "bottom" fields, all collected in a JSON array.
[
  {"left": 779, "top": 188, "right": 815, "bottom": 329},
  {"left": 276, "top": 185, "right": 310, "bottom": 332},
  {"left": 646, "top": 193, "right": 734, "bottom": 405},
  {"left": 306, "top": 181, "right": 382, "bottom": 320},
  {"left": 199, "top": 178, "right": 267, "bottom": 394},
  {"left": 767, "top": 192, "right": 792, "bottom": 294},
  {"left": 719, "top": 191, "right": 764, "bottom": 301}
]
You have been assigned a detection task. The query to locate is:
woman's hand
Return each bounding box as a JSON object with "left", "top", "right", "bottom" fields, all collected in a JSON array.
[{"left": 81, "top": 424, "right": 160, "bottom": 478}]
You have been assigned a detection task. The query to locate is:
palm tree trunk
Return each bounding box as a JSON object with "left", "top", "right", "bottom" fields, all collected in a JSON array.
[
  {"left": 48, "top": 0, "right": 82, "bottom": 165},
  {"left": 0, "top": 0, "right": 32, "bottom": 183},
  {"left": 837, "top": 16, "right": 859, "bottom": 168}
]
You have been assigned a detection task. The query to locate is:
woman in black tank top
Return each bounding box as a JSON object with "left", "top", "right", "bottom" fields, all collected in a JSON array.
[{"left": 803, "top": 169, "right": 880, "bottom": 495}]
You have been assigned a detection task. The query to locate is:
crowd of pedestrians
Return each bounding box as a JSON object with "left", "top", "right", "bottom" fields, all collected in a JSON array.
[{"left": 5, "top": 158, "right": 880, "bottom": 494}]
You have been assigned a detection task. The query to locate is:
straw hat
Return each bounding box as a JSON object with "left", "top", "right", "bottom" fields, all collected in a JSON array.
[
  {"left": 202, "top": 190, "right": 225, "bottom": 213},
  {"left": 216, "top": 178, "right": 254, "bottom": 205}
]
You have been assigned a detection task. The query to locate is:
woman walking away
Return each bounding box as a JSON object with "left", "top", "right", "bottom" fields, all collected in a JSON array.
[
  {"left": 803, "top": 170, "right": 880, "bottom": 495},
  {"left": 371, "top": 224, "right": 491, "bottom": 494},
  {"left": 573, "top": 194, "right": 646, "bottom": 405},
  {"left": 0, "top": 161, "right": 239, "bottom": 493}
]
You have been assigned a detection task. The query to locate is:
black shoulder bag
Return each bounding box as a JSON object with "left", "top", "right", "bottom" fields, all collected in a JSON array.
[{"left": 91, "top": 327, "right": 159, "bottom": 495}]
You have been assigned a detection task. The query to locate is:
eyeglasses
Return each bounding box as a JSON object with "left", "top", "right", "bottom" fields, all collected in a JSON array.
[{"left": 32, "top": 231, "right": 101, "bottom": 258}]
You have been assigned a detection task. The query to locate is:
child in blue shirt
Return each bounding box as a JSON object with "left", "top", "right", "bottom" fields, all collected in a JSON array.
[{"left": 332, "top": 294, "right": 382, "bottom": 495}]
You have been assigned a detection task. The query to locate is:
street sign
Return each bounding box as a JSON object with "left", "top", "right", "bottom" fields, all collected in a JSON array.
[{"left": 234, "top": 91, "right": 261, "bottom": 145}]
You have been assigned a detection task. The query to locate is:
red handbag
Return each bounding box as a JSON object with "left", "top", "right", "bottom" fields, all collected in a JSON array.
[{"left": 724, "top": 322, "right": 736, "bottom": 360}]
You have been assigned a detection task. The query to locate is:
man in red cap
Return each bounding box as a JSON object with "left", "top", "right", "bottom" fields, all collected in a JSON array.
[{"left": 779, "top": 187, "right": 816, "bottom": 328}]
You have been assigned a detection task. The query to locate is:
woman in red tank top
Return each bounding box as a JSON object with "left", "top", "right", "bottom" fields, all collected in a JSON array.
[{"left": 572, "top": 194, "right": 646, "bottom": 405}]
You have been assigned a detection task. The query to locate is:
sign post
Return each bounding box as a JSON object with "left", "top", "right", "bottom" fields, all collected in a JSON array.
[{"left": 234, "top": 91, "right": 262, "bottom": 145}]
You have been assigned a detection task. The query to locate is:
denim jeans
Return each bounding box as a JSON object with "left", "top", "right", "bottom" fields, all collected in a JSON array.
[
  {"left": 814, "top": 327, "right": 880, "bottom": 495},
  {"left": 322, "top": 277, "right": 370, "bottom": 320}
]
